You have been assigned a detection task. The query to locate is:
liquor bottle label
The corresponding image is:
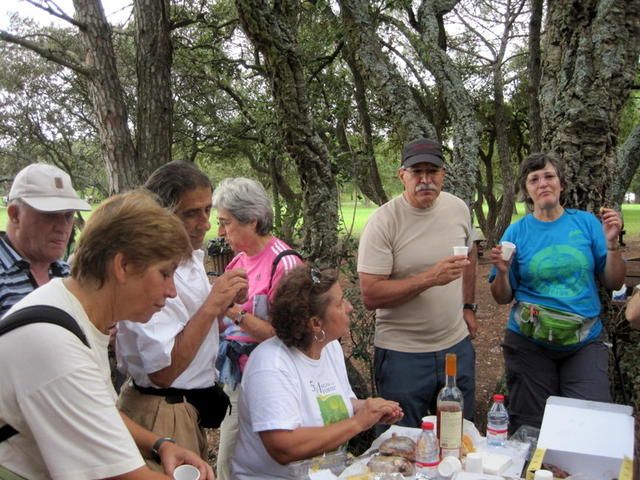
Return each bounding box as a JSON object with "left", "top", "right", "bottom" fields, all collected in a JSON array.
[{"left": 439, "top": 410, "right": 462, "bottom": 448}]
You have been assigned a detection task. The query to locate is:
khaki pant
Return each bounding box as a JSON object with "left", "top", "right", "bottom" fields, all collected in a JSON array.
[
  {"left": 117, "top": 382, "right": 209, "bottom": 472},
  {"left": 216, "top": 384, "right": 239, "bottom": 480}
]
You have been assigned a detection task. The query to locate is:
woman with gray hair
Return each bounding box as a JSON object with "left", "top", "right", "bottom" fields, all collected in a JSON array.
[{"left": 212, "top": 177, "right": 303, "bottom": 480}]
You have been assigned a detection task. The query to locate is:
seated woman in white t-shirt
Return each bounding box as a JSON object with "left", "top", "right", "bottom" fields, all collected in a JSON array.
[
  {"left": 0, "top": 190, "right": 214, "bottom": 480},
  {"left": 232, "top": 265, "right": 404, "bottom": 479}
]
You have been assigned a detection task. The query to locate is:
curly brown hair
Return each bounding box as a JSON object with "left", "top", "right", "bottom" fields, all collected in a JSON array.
[{"left": 270, "top": 265, "right": 338, "bottom": 350}]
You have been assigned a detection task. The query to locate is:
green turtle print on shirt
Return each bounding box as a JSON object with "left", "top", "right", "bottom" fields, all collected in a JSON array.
[{"left": 529, "top": 244, "right": 590, "bottom": 299}]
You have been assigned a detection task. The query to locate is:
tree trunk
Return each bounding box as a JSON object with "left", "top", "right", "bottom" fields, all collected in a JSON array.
[
  {"left": 235, "top": 0, "right": 339, "bottom": 264},
  {"left": 613, "top": 122, "right": 640, "bottom": 208},
  {"left": 540, "top": 0, "right": 640, "bottom": 211},
  {"left": 72, "top": 0, "right": 138, "bottom": 193},
  {"left": 527, "top": 0, "right": 544, "bottom": 153},
  {"left": 134, "top": 0, "right": 173, "bottom": 180},
  {"left": 341, "top": 49, "right": 389, "bottom": 206},
  {"left": 408, "top": 0, "right": 481, "bottom": 206},
  {"left": 338, "top": 0, "right": 438, "bottom": 142}
]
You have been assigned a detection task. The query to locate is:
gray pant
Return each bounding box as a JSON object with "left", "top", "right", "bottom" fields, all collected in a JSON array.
[{"left": 502, "top": 329, "right": 611, "bottom": 433}]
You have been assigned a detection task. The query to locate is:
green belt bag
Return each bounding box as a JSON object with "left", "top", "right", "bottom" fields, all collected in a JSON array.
[{"left": 514, "top": 301, "right": 597, "bottom": 347}]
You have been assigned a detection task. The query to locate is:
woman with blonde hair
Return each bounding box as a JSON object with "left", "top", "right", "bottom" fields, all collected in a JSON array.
[{"left": 0, "top": 190, "right": 214, "bottom": 480}]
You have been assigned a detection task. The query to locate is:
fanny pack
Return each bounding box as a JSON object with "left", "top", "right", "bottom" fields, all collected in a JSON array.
[{"left": 514, "top": 301, "right": 597, "bottom": 346}]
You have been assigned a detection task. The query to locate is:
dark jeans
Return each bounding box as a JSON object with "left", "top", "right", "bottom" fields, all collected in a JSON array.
[
  {"left": 502, "top": 329, "right": 611, "bottom": 433},
  {"left": 374, "top": 336, "right": 476, "bottom": 429}
]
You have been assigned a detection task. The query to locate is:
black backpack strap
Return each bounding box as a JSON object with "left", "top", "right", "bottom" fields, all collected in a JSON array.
[
  {"left": 268, "top": 249, "right": 304, "bottom": 291},
  {"left": 0, "top": 425, "right": 17, "bottom": 442},
  {"left": 0, "top": 305, "right": 90, "bottom": 443}
]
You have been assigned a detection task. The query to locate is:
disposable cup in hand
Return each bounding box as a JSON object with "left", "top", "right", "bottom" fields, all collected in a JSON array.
[
  {"left": 500, "top": 241, "right": 516, "bottom": 261},
  {"left": 173, "top": 465, "right": 201, "bottom": 480},
  {"left": 453, "top": 246, "right": 468, "bottom": 256}
]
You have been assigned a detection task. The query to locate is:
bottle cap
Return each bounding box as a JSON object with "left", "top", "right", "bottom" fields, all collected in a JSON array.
[
  {"left": 492, "top": 394, "right": 505, "bottom": 402},
  {"left": 421, "top": 421, "right": 434, "bottom": 430},
  {"left": 445, "top": 353, "right": 457, "bottom": 376}
]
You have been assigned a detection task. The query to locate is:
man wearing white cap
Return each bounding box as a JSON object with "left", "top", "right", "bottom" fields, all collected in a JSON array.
[{"left": 0, "top": 163, "right": 90, "bottom": 316}]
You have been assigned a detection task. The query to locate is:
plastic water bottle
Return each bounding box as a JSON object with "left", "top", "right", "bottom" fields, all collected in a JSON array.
[
  {"left": 416, "top": 421, "right": 440, "bottom": 478},
  {"left": 486, "top": 394, "right": 509, "bottom": 446}
]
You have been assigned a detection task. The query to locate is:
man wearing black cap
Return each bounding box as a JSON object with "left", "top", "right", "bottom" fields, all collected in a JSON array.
[
  {"left": 357, "top": 138, "right": 477, "bottom": 427},
  {"left": 0, "top": 163, "right": 90, "bottom": 316}
]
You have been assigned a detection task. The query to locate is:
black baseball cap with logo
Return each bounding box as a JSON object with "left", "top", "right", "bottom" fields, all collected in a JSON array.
[{"left": 401, "top": 139, "right": 445, "bottom": 169}]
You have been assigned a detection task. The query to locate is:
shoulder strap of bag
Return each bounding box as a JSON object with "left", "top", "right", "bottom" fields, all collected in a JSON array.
[
  {"left": 0, "top": 305, "right": 90, "bottom": 443},
  {"left": 268, "top": 249, "right": 304, "bottom": 291}
]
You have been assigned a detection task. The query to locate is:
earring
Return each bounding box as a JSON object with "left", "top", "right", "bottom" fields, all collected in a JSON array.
[{"left": 313, "top": 329, "right": 326, "bottom": 343}]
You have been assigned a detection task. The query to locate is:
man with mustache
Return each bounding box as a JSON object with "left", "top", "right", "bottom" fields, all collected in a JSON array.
[
  {"left": 357, "top": 138, "right": 478, "bottom": 428},
  {"left": 1, "top": 163, "right": 90, "bottom": 316}
]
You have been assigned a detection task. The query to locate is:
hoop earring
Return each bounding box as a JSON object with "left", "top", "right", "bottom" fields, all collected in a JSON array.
[{"left": 313, "top": 329, "right": 326, "bottom": 343}]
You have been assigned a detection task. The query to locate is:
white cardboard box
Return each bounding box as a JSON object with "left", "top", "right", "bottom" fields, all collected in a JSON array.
[{"left": 526, "top": 396, "right": 635, "bottom": 480}]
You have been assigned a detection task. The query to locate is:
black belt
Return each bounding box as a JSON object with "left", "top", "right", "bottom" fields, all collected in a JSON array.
[{"left": 132, "top": 381, "right": 191, "bottom": 404}]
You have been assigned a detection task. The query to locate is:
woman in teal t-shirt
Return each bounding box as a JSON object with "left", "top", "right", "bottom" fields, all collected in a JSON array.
[{"left": 489, "top": 152, "right": 625, "bottom": 432}]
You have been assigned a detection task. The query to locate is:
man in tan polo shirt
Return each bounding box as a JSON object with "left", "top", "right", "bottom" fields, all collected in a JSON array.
[{"left": 357, "top": 138, "right": 478, "bottom": 427}]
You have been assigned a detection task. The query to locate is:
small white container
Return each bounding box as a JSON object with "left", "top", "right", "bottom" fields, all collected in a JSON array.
[
  {"left": 533, "top": 469, "right": 553, "bottom": 480},
  {"left": 465, "top": 452, "right": 483, "bottom": 473},
  {"left": 437, "top": 455, "right": 462, "bottom": 478}
]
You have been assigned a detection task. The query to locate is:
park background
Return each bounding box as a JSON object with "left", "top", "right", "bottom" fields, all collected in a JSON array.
[{"left": 1, "top": 0, "right": 640, "bottom": 471}]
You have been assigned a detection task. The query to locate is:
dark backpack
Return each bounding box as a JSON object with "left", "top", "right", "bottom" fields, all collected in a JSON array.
[
  {"left": 0, "top": 305, "right": 90, "bottom": 443},
  {"left": 268, "top": 249, "right": 304, "bottom": 291}
]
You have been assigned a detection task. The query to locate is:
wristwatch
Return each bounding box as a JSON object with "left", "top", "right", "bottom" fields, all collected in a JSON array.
[
  {"left": 151, "top": 437, "right": 175, "bottom": 463},
  {"left": 463, "top": 303, "right": 478, "bottom": 313},
  {"left": 233, "top": 309, "right": 247, "bottom": 326}
]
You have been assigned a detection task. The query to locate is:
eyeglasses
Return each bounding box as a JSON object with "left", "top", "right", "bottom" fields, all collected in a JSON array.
[
  {"left": 310, "top": 266, "right": 321, "bottom": 285},
  {"left": 526, "top": 173, "right": 558, "bottom": 186},
  {"left": 403, "top": 167, "right": 443, "bottom": 179}
]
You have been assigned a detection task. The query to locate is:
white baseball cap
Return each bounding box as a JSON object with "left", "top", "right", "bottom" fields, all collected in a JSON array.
[{"left": 8, "top": 163, "right": 91, "bottom": 212}]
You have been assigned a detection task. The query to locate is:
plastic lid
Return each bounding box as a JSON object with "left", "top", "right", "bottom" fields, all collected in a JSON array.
[
  {"left": 492, "top": 394, "right": 505, "bottom": 402},
  {"left": 421, "top": 421, "right": 434, "bottom": 430}
]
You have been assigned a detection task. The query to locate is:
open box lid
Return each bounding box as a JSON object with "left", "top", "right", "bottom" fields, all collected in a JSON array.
[{"left": 537, "top": 396, "right": 634, "bottom": 459}]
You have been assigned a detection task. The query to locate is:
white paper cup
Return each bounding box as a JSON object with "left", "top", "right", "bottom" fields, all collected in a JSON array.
[
  {"left": 500, "top": 241, "right": 516, "bottom": 261},
  {"left": 173, "top": 464, "right": 201, "bottom": 480},
  {"left": 453, "top": 246, "right": 469, "bottom": 256},
  {"left": 465, "top": 452, "right": 483, "bottom": 473}
]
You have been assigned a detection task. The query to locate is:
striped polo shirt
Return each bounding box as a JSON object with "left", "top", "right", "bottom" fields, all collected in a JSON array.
[{"left": 0, "top": 232, "right": 69, "bottom": 317}]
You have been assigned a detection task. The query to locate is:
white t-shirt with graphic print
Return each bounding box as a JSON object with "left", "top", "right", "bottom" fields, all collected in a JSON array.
[{"left": 232, "top": 337, "right": 356, "bottom": 479}]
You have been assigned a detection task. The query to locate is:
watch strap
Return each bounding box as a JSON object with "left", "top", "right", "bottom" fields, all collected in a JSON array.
[
  {"left": 463, "top": 303, "right": 478, "bottom": 312},
  {"left": 234, "top": 309, "right": 247, "bottom": 326},
  {"left": 151, "top": 436, "right": 175, "bottom": 463}
]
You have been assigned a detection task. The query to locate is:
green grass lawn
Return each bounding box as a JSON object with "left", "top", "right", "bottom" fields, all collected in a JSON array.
[
  {"left": 339, "top": 201, "right": 640, "bottom": 237},
  {"left": 3, "top": 202, "right": 640, "bottom": 242}
]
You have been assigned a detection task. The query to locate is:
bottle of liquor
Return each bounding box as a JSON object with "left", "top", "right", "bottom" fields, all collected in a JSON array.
[{"left": 436, "top": 353, "right": 463, "bottom": 459}]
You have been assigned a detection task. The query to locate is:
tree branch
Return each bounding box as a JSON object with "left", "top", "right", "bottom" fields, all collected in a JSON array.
[
  {"left": 0, "top": 30, "right": 92, "bottom": 76},
  {"left": 25, "top": 0, "right": 85, "bottom": 30}
]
